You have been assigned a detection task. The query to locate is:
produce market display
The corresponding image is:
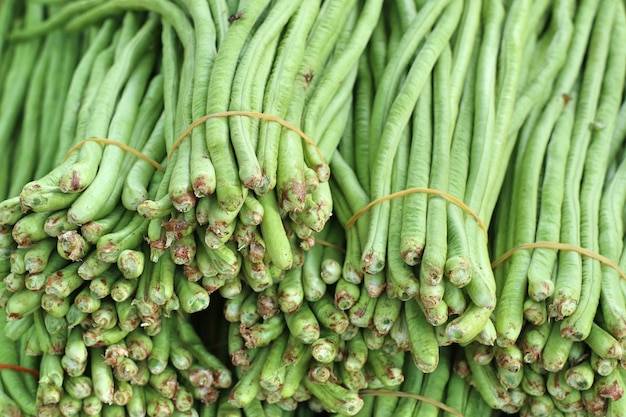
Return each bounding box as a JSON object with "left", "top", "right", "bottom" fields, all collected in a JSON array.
[{"left": 1, "top": 0, "right": 625, "bottom": 417}]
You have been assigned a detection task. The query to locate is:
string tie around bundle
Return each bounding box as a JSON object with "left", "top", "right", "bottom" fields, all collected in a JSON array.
[
  {"left": 345, "top": 187, "right": 487, "bottom": 239},
  {"left": 491, "top": 241, "right": 626, "bottom": 281}
]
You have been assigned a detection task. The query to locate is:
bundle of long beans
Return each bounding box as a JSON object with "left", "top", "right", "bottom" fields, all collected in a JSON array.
[
  {"left": 481, "top": 0, "right": 626, "bottom": 415},
  {"left": 0, "top": 0, "right": 389, "bottom": 416},
  {"left": 328, "top": 0, "right": 626, "bottom": 416},
  {"left": 1, "top": 1, "right": 626, "bottom": 417}
]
